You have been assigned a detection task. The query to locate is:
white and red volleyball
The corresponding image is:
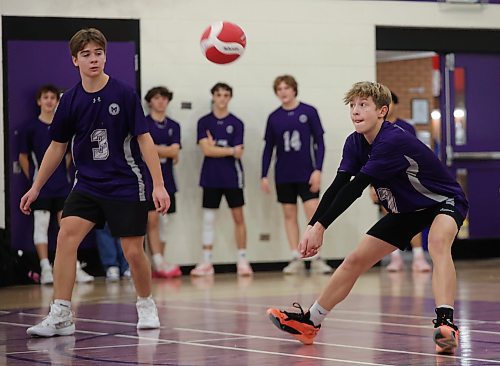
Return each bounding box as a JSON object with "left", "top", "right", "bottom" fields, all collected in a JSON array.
[{"left": 200, "top": 21, "right": 246, "bottom": 64}]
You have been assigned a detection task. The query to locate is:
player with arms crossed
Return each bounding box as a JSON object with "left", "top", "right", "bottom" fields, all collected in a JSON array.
[
  {"left": 21, "top": 28, "right": 170, "bottom": 337},
  {"left": 267, "top": 81, "right": 468, "bottom": 355}
]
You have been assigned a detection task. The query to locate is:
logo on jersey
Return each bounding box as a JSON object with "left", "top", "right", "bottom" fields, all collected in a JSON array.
[
  {"left": 299, "top": 114, "right": 308, "bottom": 123},
  {"left": 226, "top": 125, "right": 234, "bottom": 134},
  {"left": 108, "top": 103, "right": 120, "bottom": 116},
  {"left": 376, "top": 187, "right": 398, "bottom": 213},
  {"left": 168, "top": 128, "right": 173, "bottom": 137}
]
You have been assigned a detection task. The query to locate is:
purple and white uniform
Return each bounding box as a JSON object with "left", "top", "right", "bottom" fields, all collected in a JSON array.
[
  {"left": 49, "top": 78, "right": 150, "bottom": 201},
  {"left": 262, "top": 102, "right": 325, "bottom": 183},
  {"left": 146, "top": 116, "right": 181, "bottom": 194},
  {"left": 19, "top": 118, "right": 71, "bottom": 198},
  {"left": 339, "top": 121, "right": 468, "bottom": 217},
  {"left": 197, "top": 113, "right": 244, "bottom": 189},
  {"left": 394, "top": 118, "right": 416, "bottom": 136}
]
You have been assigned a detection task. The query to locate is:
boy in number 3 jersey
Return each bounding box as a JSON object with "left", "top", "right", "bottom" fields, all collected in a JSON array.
[
  {"left": 267, "top": 81, "right": 468, "bottom": 355},
  {"left": 21, "top": 28, "right": 170, "bottom": 337}
]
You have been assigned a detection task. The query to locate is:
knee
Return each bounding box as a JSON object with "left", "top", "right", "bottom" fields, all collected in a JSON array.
[
  {"left": 122, "top": 245, "right": 142, "bottom": 264},
  {"left": 341, "top": 252, "right": 363, "bottom": 272},
  {"left": 283, "top": 209, "right": 296, "bottom": 222},
  {"left": 427, "top": 234, "right": 452, "bottom": 257}
]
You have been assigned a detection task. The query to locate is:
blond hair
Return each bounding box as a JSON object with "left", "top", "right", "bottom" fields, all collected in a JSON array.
[{"left": 343, "top": 81, "right": 391, "bottom": 110}]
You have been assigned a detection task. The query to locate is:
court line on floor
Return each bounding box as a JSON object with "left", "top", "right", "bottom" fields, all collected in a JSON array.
[
  {"left": 174, "top": 327, "right": 500, "bottom": 365},
  {"left": 157, "top": 305, "right": 500, "bottom": 336},
  {"left": 4, "top": 319, "right": 497, "bottom": 365},
  {"left": 197, "top": 299, "right": 495, "bottom": 325},
  {"left": 17, "top": 302, "right": 500, "bottom": 337},
  {"left": 0, "top": 320, "right": 391, "bottom": 365}
]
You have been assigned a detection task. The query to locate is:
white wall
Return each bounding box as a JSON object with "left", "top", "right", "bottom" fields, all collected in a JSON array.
[{"left": 1, "top": 0, "right": 500, "bottom": 264}]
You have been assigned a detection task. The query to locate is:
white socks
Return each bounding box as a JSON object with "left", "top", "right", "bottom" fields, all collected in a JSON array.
[
  {"left": 291, "top": 249, "right": 300, "bottom": 260},
  {"left": 152, "top": 253, "right": 164, "bottom": 270},
  {"left": 413, "top": 246, "right": 424, "bottom": 258},
  {"left": 309, "top": 301, "right": 329, "bottom": 326},
  {"left": 238, "top": 249, "right": 247, "bottom": 261},
  {"left": 40, "top": 258, "right": 51, "bottom": 270},
  {"left": 203, "top": 249, "right": 212, "bottom": 264},
  {"left": 54, "top": 299, "right": 71, "bottom": 308}
]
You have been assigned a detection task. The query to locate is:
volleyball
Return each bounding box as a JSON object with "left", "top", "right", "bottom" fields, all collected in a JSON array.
[{"left": 200, "top": 21, "right": 246, "bottom": 64}]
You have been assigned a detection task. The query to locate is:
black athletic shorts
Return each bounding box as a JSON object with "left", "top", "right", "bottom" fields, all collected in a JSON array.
[
  {"left": 62, "top": 190, "right": 150, "bottom": 237},
  {"left": 367, "top": 200, "right": 466, "bottom": 251},
  {"left": 202, "top": 188, "right": 244, "bottom": 209},
  {"left": 31, "top": 197, "right": 66, "bottom": 213},
  {"left": 147, "top": 193, "right": 176, "bottom": 214},
  {"left": 276, "top": 182, "right": 320, "bottom": 204}
]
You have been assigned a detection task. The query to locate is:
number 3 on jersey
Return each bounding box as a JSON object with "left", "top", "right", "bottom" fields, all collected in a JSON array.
[
  {"left": 283, "top": 130, "right": 301, "bottom": 152},
  {"left": 91, "top": 129, "right": 109, "bottom": 160}
]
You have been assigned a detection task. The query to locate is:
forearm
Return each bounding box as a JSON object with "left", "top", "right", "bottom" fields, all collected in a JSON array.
[
  {"left": 314, "top": 138, "right": 325, "bottom": 171},
  {"left": 138, "top": 134, "right": 164, "bottom": 187},
  {"left": 261, "top": 142, "right": 273, "bottom": 178},
  {"left": 156, "top": 144, "right": 180, "bottom": 159},
  {"left": 19, "top": 154, "right": 30, "bottom": 178},
  {"left": 32, "top": 142, "right": 68, "bottom": 190},
  {"left": 316, "top": 172, "right": 371, "bottom": 229},
  {"left": 202, "top": 145, "right": 234, "bottom": 158},
  {"left": 309, "top": 171, "right": 351, "bottom": 225}
]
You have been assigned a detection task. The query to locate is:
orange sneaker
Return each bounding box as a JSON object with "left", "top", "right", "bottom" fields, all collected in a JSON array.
[
  {"left": 433, "top": 321, "right": 459, "bottom": 354},
  {"left": 267, "top": 303, "right": 320, "bottom": 345}
]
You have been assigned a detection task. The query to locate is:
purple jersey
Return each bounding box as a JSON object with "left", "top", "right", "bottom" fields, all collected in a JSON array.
[
  {"left": 19, "top": 118, "right": 71, "bottom": 198},
  {"left": 49, "top": 78, "right": 150, "bottom": 201},
  {"left": 197, "top": 113, "right": 244, "bottom": 188},
  {"left": 338, "top": 121, "right": 468, "bottom": 217},
  {"left": 394, "top": 118, "right": 416, "bottom": 136},
  {"left": 262, "top": 102, "right": 325, "bottom": 184},
  {"left": 146, "top": 115, "right": 180, "bottom": 193}
]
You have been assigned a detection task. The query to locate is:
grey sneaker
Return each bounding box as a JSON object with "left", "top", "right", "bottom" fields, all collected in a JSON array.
[
  {"left": 27, "top": 302, "right": 75, "bottom": 337},
  {"left": 136, "top": 297, "right": 160, "bottom": 329}
]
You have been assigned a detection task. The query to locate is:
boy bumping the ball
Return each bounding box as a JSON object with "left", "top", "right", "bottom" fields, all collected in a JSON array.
[
  {"left": 21, "top": 28, "right": 170, "bottom": 337},
  {"left": 267, "top": 82, "right": 467, "bottom": 355}
]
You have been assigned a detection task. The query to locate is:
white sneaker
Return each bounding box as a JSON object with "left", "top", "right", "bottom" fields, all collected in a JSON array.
[
  {"left": 310, "top": 259, "right": 334, "bottom": 274},
  {"left": 123, "top": 269, "right": 132, "bottom": 279},
  {"left": 76, "top": 261, "right": 94, "bottom": 283},
  {"left": 190, "top": 262, "right": 214, "bottom": 276},
  {"left": 27, "top": 302, "right": 75, "bottom": 337},
  {"left": 282, "top": 259, "right": 306, "bottom": 274},
  {"left": 40, "top": 267, "right": 54, "bottom": 285},
  {"left": 106, "top": 266, "right": 120, "bottom": 282},
  {"left": 237, "top": 259, "right": 253, "bottom": 276},
  {"left": 136, "top": 297, "right": 160, "bottom": 329},
  {"left": 387, "top": 253, "right": 404, "bottom": 272}
]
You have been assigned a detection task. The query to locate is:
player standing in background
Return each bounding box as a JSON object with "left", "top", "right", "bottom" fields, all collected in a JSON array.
[
  {"left": 144, "top": 86, "right": 182, "bottom": 278},
  {"left": 19, "top": 84, "right": 94, "bottom": 285},
  {"left": 21, "top": 28, "right": 169, "bottom": 337},
  {"left": 261, "top": 75, "right": 333, "bottom": 274},
  {"left": 190, "top": 82, "right": 253, "bottom": 277}
]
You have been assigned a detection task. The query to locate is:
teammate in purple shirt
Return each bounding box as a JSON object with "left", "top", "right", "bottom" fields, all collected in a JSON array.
[
  {"left": 21, "top": 28, "right": 169, "bottom": 337},
  {"left": 372, "top": 90, "right": 432, "bottom": 273},
  {"left": 261, "top": 75, "right": 332, "bottom": 274},
  {"left": 144, "top": 86, "right": 182, "bottom": 278},
  {"left": 267, "top": 82, "right": 467, "bottom": 355},
  {"left": 191, "top": 83, "right": 253, "bottom": 277},
  {"left": 19, "top": 85, "right": 94, "bottom": 286}
]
